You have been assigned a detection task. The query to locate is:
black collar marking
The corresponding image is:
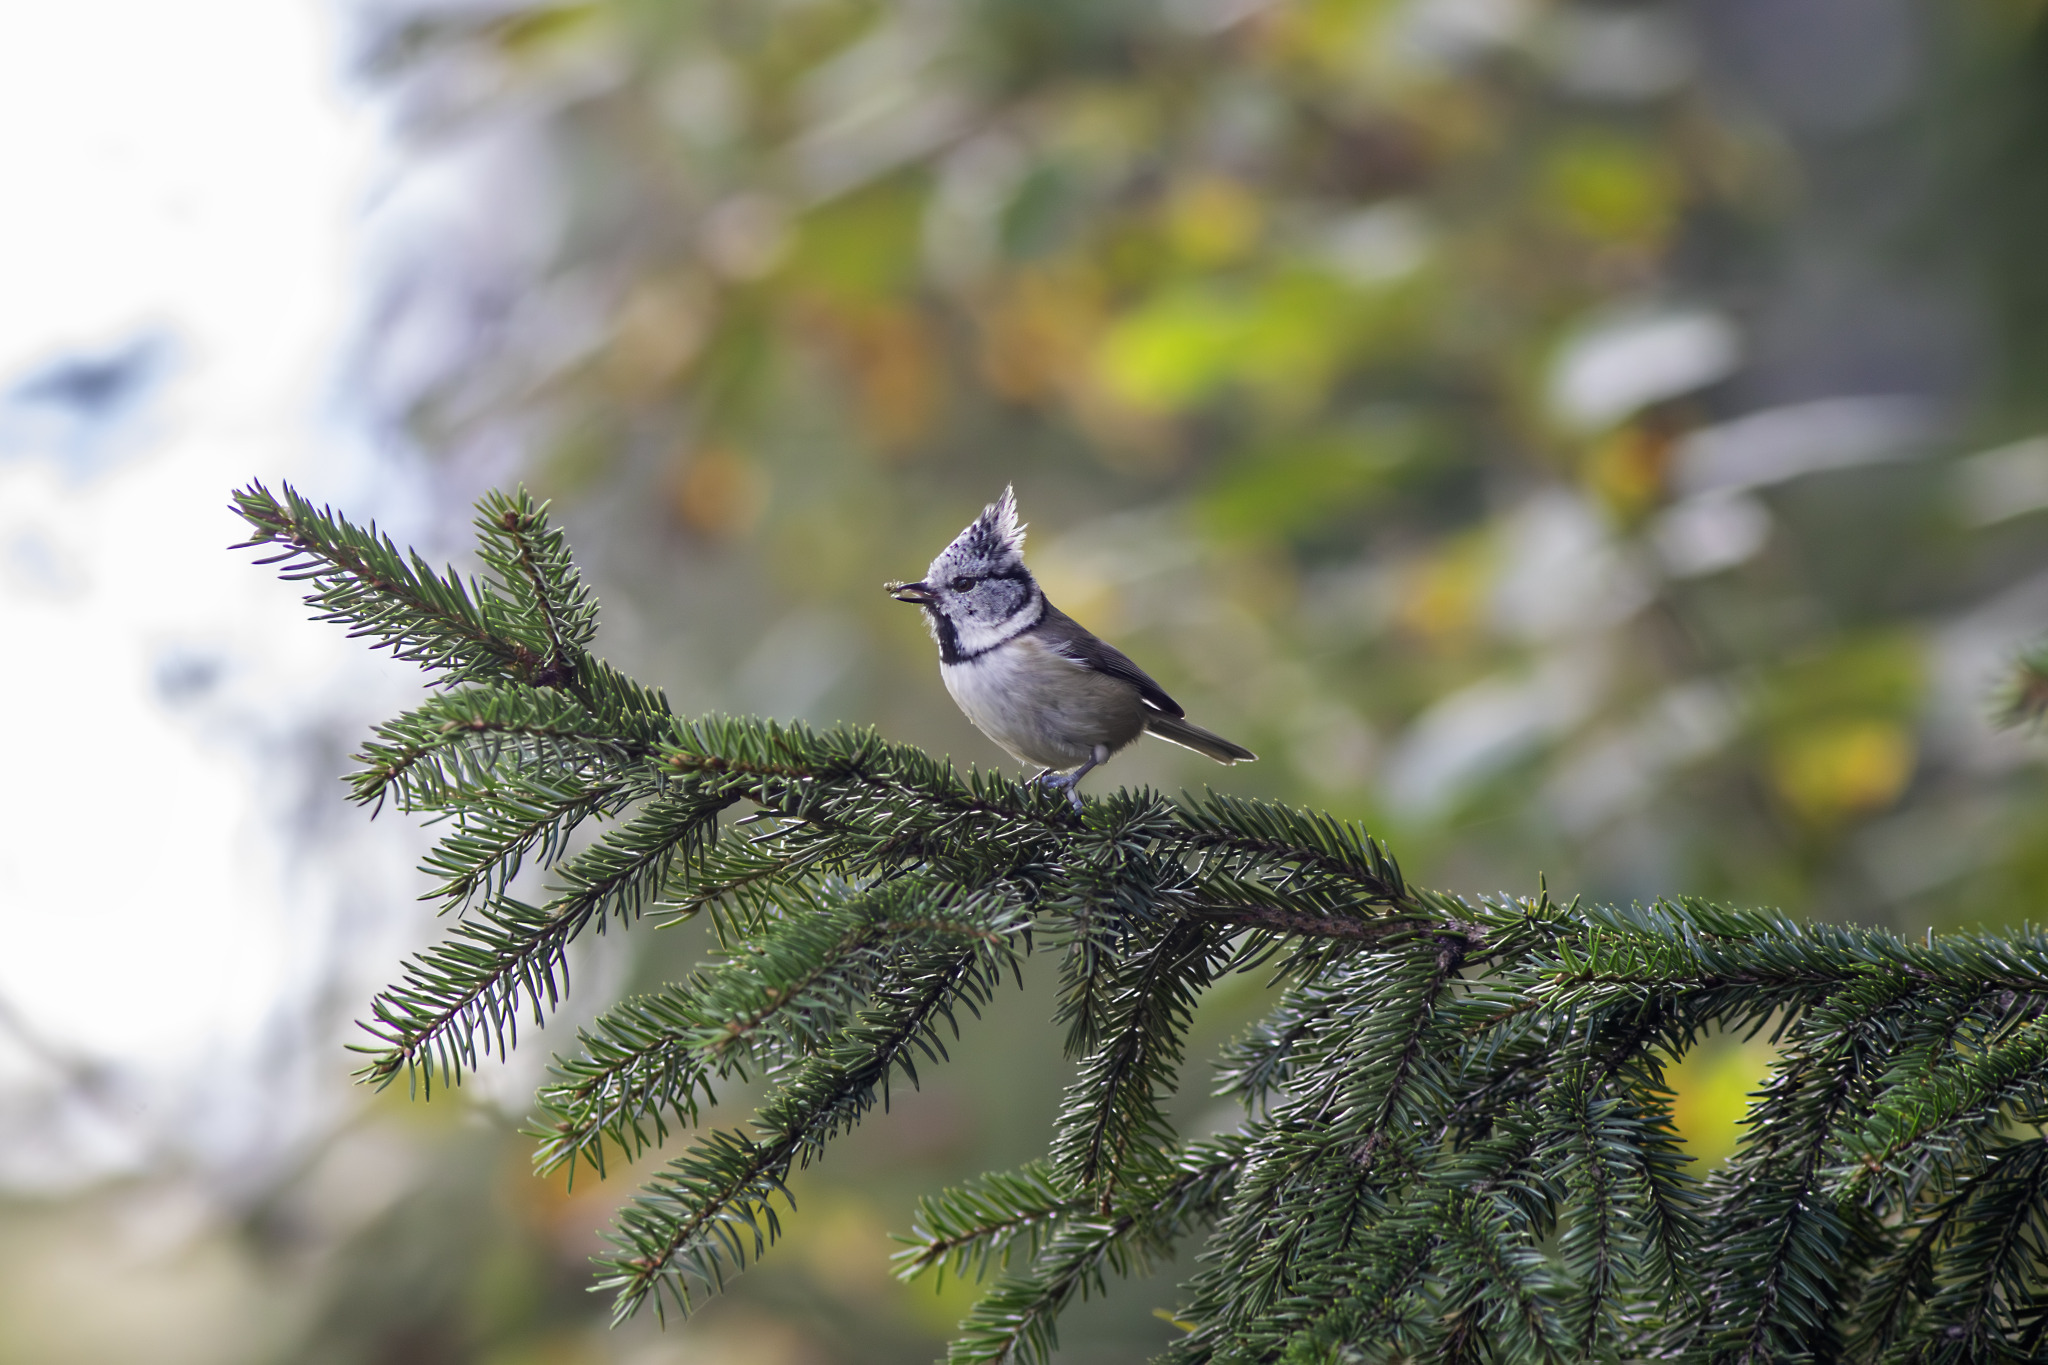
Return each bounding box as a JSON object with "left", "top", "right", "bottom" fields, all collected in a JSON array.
[
  {"left": 928, "top": 608, "right": 962, "bottom": 664},
  {"left": 930, "top": 591, "right": 1046, "bottom": 665}
]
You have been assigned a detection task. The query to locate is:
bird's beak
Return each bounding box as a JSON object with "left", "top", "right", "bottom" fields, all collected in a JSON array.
[{"left": 887, "top": 580, "right": 935, "bottom": 604}]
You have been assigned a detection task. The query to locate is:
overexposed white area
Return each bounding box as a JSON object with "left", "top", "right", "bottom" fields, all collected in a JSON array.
[
  {"left": 0, "top": 0, "right": 429, "bottom": 1188},
  {"left": 1538, "top": 5, "right": 1693, "bottom": 101},
  {"left": 1548, "top": 303, "right": 1740, "bottom": 430},
  {"left": 1488, "top": 491, "right": 1652, "bottom": 641},
  {"left": 1318, "top": 202, "right": 1433, "bottom": 286},
  {"left": 1651, "top": 491, "right": 1773, "bottom": 577},
  {"left": 1673, "top": 395, "right": 1939, "bottom": 496},
  {"left": 1957, "top": 434, "right": 2048, "bottom": 526}
]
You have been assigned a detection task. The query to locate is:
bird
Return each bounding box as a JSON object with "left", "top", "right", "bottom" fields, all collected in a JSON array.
[{"left": 887, "top": 487, "right": 1255, "bottom": 808}]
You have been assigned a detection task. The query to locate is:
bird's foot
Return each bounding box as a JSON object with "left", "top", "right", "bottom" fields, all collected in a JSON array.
[{"left": 1036, "top": 770, "right": 1085, "bottom": 812}]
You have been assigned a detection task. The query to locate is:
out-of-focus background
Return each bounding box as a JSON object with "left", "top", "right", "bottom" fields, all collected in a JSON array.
[{"left": 4, "top": 0, "right": 2047, "bottom": 1360}]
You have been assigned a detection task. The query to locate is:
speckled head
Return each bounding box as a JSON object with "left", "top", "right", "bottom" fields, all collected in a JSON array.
[{"left": 887, "top": 487, "right": 1043, "bottom": 663}]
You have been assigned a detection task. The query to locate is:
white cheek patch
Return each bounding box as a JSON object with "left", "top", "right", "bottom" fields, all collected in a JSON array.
[{"left": 946, "top": 590, "right": 1045, "bottom": 660}]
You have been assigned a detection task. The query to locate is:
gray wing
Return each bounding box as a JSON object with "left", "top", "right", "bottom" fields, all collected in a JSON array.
[{"left": 1032, "top": 603, "right": 1185, "bottom": 719}]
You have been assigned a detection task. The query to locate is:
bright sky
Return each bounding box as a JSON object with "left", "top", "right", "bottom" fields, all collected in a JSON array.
[{"left": 0, "top": 1, "right": 429, "bottom": 1183}]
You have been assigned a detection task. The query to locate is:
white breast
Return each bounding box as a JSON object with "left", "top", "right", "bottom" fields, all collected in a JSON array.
[
  {"left": 939, "top": 634, "right": 1145, "bottom": 771},
  {"left": 944, "top": 646, "right": 1054, "bottom": 766}
]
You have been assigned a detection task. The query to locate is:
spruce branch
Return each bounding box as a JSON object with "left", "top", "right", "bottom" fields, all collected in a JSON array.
[
  {"left": 654, "top": 824, "right": 840, "bottom": 944},
  {"left": 1682, "top": 1018, "right": 1891, "bottom": 1364},
  {"left": 1260, "top": 1218, "right": 1436, "bottom": 1361},
  {"left": 413, "top": 765, "right": 656, "bottom": 908},
  {"left": 357, "top": 788, "right": 736, "bottom": 1090},
  {"left": 1544, "top": 1078, "right": 1633, "bottom": 1353},
  {"left": 1840, "top": 1015, "right": 2048, "bottom": 1198},
  {"left": 468, "top": 488, "right": 598, "bottom": 684},
  {"left": 1997, "top": 635, "right": 2048, "bottom": 730},
  {"left": 942, "top": 1218, "right": 1154, "bottom": 1365},
  {"left": 1849, "top": 1181, "right": 1961, "bottom": 1358},
  {"left": 599, "top": 937, "right": 1012, "bottom": 1322},
  {"left": 1175, "top": 941, "right": 1469, "bottom": 1352},
  {"left": 1914, "top": 1137, "right": 2048, "bottom": 1357},
  {"left": 1211, "top": 976, "right": 1352, "bottom": 1114},
  {"left": 1433, "top": 1192, "right": 1571, "bottom": 1364},
  {"left": 234, "top": 481, "right": 576, "bottom": 689},
  {"left": 1048, "top": 917, "right": 1223, "bottom": 1201},
  {"left": 1196, "top": 1120, "right": 1548, "bottom": 1363},
  {"left": 533, "top": 878, "right": 1024, "bottom": 1180},
  {"left": 940, "top": 1138, "right": 1245, "bottom": 1365},
  {"left": 350, "top": 683, "right": 664, "bottom": 815},
  {"left": 237, "top": 484, "right": 2048, "bottom": 1362},
  {"left": 892, "top": 1161, "right": 1083, "bottom": 1287}
]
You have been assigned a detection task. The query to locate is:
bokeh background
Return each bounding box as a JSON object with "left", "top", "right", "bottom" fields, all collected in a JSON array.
[{"left": 5, "top": 0, "right": 2048, "bottom": 1360}]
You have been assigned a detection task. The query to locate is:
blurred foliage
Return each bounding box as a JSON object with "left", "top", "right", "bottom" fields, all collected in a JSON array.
[
  {"left": 16, "top": 0, "right": 2048, "bottom": 1362},
  {"left": 327, "top": 0, "right": 2048, "bottom": 1358},
  {"left": 346, "top": 0, "right": 2048, "bottom": 926}
]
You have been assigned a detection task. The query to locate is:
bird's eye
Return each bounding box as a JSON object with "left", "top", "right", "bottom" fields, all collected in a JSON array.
[{"left": 951, "top": 576, "right": 976, "bottom": 592}]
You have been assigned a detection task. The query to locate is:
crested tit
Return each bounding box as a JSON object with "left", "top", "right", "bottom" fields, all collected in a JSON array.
[{"left": 887, "top": 488, "right": 1255, "bottom": 807}]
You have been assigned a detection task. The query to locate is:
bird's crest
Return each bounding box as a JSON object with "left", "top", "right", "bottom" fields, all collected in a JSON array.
[{"left": 936, "top": 486, "right": 1026, "bottom": 572}]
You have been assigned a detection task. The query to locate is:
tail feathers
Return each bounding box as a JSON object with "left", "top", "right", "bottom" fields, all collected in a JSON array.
[{"left": 1144, "top": 714, "right": 1257, "bottom": 765}]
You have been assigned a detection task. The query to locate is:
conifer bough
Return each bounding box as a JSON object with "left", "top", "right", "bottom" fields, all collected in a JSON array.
[{"left": 235, "top": 481, "right": 2048, "bottom": 1364}]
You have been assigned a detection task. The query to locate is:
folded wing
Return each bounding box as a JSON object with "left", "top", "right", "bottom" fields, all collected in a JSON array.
[{"left": 1035, "top": 604, "right": 1185, "bottom": 718}]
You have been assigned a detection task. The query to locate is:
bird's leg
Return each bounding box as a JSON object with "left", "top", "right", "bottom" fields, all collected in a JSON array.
[{"left": 1036, "top": 745, "right": 1110, "bottom": 812}]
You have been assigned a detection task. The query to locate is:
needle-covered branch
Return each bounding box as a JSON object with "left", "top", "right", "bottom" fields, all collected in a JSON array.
[
  {"left": 1999, "top": 634, "right": 2048, "bottom": 730},
  {"left": 350, "top": 683, "right": 665, "bottom": 814},
  {"left": 239, "top": 484, "right": 2048, "bottom": 1363},
  {"left": 599, "top": 935, "right": 1016, "bottom": 1322},
  {"left": 235, "top": 482, "right": 583, "bottom": 689},
  {"left": 532, "top": 877, "right": 1025, "bottom": 1179},
  {"left": 356, "top": 788, "right": 737, "bottom": 1090},
  {"left": 938, "top": 1137, "right": 1245, "bottom": 1365}
]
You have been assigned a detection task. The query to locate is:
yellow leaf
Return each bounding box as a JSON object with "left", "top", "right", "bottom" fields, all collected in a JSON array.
[
  {"left": 1092, "top": 290, "right": 1247, "bottom": 413},
  {"left": 1165, "top": 175, "right": 1263, "bottom": 265},
  {"left": 1668, "top": 1034, "right": 1779, "bottom": 1167},
  {"left": 1540, "top": 130, "right": 1679, "bottom": 246},
  {"left": 1768, "top": 720, "right": 1916, "bottom": 825},
  {"left": 1395, "top": 533, "right": 1496, "bottom": 644}
]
